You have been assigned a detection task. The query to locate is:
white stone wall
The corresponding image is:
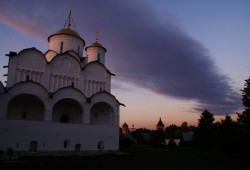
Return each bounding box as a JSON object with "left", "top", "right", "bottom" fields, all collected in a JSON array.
[
  {"left": 6, "top": 48, "right": 112, "bottom": 96},
  {"left": 0, "top": 81, "right": 120, "bottom": 151},
  {"left": 0, "top": 119, "right": 119, "bottom": 151},
  {"left": 86, "top": 47, "right": 105, "bottom": 64}
]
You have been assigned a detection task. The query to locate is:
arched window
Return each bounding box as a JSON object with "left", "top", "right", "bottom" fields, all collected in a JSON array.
[
  {"left": 75, "top": 144, "right": 81, "bottom": 152},
  {"left": 77, "top": 45, "right": 80, "bottom": 54},
  {"left": 61, "top": 115, "right": 69, "bottom": 123},
  {"left": 29, "top": 141, "right": 38, "bottom": 152},
  {"left": 97, "top": 53, "right": 100, "bottom": 62},
  {"left": 60, "top": 41, "right": 64, "bottom": 53},
  {"left": 64, "top": 140, "right": 70, "bottom": 148},
  {"left": 98, "top": 141, "right": 104, "bottom": 150}
]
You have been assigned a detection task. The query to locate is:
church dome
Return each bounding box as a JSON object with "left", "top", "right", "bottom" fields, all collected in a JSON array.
[
  {"left": 48, "top": 28, "right": 85, "bottom": 44},
  {"left": 85, "top": 41, "right": 106, "bottom": 52}
]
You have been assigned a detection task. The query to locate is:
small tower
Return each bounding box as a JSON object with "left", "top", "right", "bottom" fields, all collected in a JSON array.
[
  {"left": 122, "top": 122, "right": 129, "bottom": 135},
  {"left": 156, "top": 118, "right": 165, "bottom": 131},
  {"left": 85, "top": 28, "right": 107, "bottom": 65}
]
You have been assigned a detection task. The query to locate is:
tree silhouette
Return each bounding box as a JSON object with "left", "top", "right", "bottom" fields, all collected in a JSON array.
[
  {"left": 198, "top": 110, "right": 214, "bottom": 130},
  {"left": 195, "top": 110, "right": 215, "bottom": 150},
  {"left": 237, "top": 78, "right": 250, "bottom": 130}
]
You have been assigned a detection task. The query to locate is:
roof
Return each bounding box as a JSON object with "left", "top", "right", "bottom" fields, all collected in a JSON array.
[
  {"left": 48, "top": 28, "right": 85, "bottom": 44},
  {"left": 157, "top": 118, "right": 164, "bottom": 126},
  {"left": 85, "top": 41, "right": 107, "bottom": 52},
  {"left": 122, "top": 122, "right": 128, "bottom": 127}
]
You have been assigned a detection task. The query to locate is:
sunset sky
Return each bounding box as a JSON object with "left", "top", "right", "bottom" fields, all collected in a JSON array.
[{"left": 0, "top": 0, "right": 250, "bottom": 129}]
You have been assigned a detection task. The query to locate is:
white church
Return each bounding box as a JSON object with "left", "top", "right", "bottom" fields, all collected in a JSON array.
[{"left": 0, "top": 12, "right": 124, "bottom": 153}]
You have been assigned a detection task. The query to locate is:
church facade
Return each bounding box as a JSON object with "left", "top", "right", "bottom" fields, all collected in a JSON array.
[{"left": 0, "top": 14, "right": 123, "bottom": 152}]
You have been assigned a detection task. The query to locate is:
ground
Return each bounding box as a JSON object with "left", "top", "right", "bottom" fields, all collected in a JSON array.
[{"left": 0, "top": 145, "right": 249, "bottom": 170}]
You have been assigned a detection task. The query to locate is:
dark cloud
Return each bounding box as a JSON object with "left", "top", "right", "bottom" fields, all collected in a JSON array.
[{"left": 0, "top": 0, "right": 243, "bottom": 114}]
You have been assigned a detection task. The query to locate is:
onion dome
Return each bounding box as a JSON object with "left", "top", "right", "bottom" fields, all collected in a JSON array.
[
  {"left": 48, "top": 28, "right": 85, "bottom": 45},
  {"left": 85, "top": 28, "right": 106, "bottom": 52},
  {"left": 48, "top": 10, "right": 85, "bottom": 45}
]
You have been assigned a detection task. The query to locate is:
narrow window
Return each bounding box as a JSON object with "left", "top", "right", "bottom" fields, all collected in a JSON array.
[
  {"left": 97, "top": 53, "right": 100, "bottom": 62},
  {"left": 22, "top": 112, "right": 26, "bottom": 119},
  {"left": 60, "top": 41, "right": 64, "bottom": 53},
  {"left": 26, "top": 75, "right": 30, "bottom": 81},
  {"left": 64, "top": 141, "right": 67, "bottom": 148},
  {"left": 64, "top": 140, "right": 70, "bottom": 148},
  {"left": 77, "top": 45, "right": 80, "bottom": 54},
  {"left": 71, "top": 82, "right": 74, "bottom": 87},
  {"left": 98, "top": 141, "right": 104, "bottom": 150}
]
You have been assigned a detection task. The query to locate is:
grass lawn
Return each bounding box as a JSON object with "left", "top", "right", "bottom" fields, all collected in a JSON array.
[{"left": 0, "top": 145, "right": 249, "bottom": 170}]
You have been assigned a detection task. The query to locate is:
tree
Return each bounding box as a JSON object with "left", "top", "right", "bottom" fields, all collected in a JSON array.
[
  {"left": 198, "top": 110, "right": 215, "bottom": 129},
  {"left": 180, "top": 122, "right": 189, "bottom": 132},
  {"left": 151, "top": 129, "right": 166, "bottom": 147},
  {"left": 165, "top": 124, "right": 180, "bottom": 139},
  {"left": 238, "top": 78, "right": 250, "bottom": 130},
  {"left": 194, "top": 110, "right": 215, "bottom": 150}
]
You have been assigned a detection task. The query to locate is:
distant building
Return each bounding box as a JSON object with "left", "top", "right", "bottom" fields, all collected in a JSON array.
[
  {"left": 182, "top": 132, "right": 194, "bottom": 142},
  {"left": 156, "top": 118, "right": 165, "bottom": 131},
  {"left": 122, "top": 122, "right": 129, "bottom": 135},
  {"left": 165, "top": 139, "right": 180, "bottom": 146}
]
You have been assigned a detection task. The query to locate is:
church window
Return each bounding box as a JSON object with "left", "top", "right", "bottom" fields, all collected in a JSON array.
[
  {"left": 26, "top": 75, "right": 30, "bottom": 81},
  {"left": 22, "top": 112, "right": 27, "bottom": 119},
  {"left": 60, "top": 41, "right": 64, "bottom": 53},
  {"left": 60, "top": 115, "right": 69, "bottom": 123},
  {"left": 29, "top": 141, "right": 38, "bottom": 152},
  {"left": 64, "top": 140, "right": 70, "bottom": 148},
  {"left": 75, "top": 144, "right": 81, "bottom": 152},
  {"left": 97, "top": 53, "right": 100, "bottom": 62},
  {"left": 98, "top": 141, "right": 104, "bottom": 150}
]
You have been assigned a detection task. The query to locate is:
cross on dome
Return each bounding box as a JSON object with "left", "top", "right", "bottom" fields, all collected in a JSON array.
[
  {"left": 67, "top": 10, "right": 72, "bottom": 29},
  {"left": 95, "top": 28, "right": 99, "bottom": 42}
]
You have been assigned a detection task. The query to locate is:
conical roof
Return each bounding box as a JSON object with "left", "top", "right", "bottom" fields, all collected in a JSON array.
[{"left": 157, "top": 118, "right": 164, "bottom": 126}]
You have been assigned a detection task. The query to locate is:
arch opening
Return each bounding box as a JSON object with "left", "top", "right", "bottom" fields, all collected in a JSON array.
[
  {"left": 90, "top": 102, "right": 114, "bottom": 125},
  {"left": 52, "top": 98, "right": 83, "bottom": 124},
  {"left": 7, "top": 94, "right": 45, "bottom": 121}
]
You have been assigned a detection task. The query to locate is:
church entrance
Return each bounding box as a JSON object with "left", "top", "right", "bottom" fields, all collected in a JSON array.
[
  {"left": 52, "top": 98, "right": 83, "bottom": 124},
  {"left": 60, "top": 115, "right": 69, "bottom": 123},
  {"left": 29, "top": 141, "right": 38, "bottom": 152}
]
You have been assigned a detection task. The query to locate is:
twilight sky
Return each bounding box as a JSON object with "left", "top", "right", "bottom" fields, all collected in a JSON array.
[{"left": 0, "top": 0, "right": 250, "bottom": 129}]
